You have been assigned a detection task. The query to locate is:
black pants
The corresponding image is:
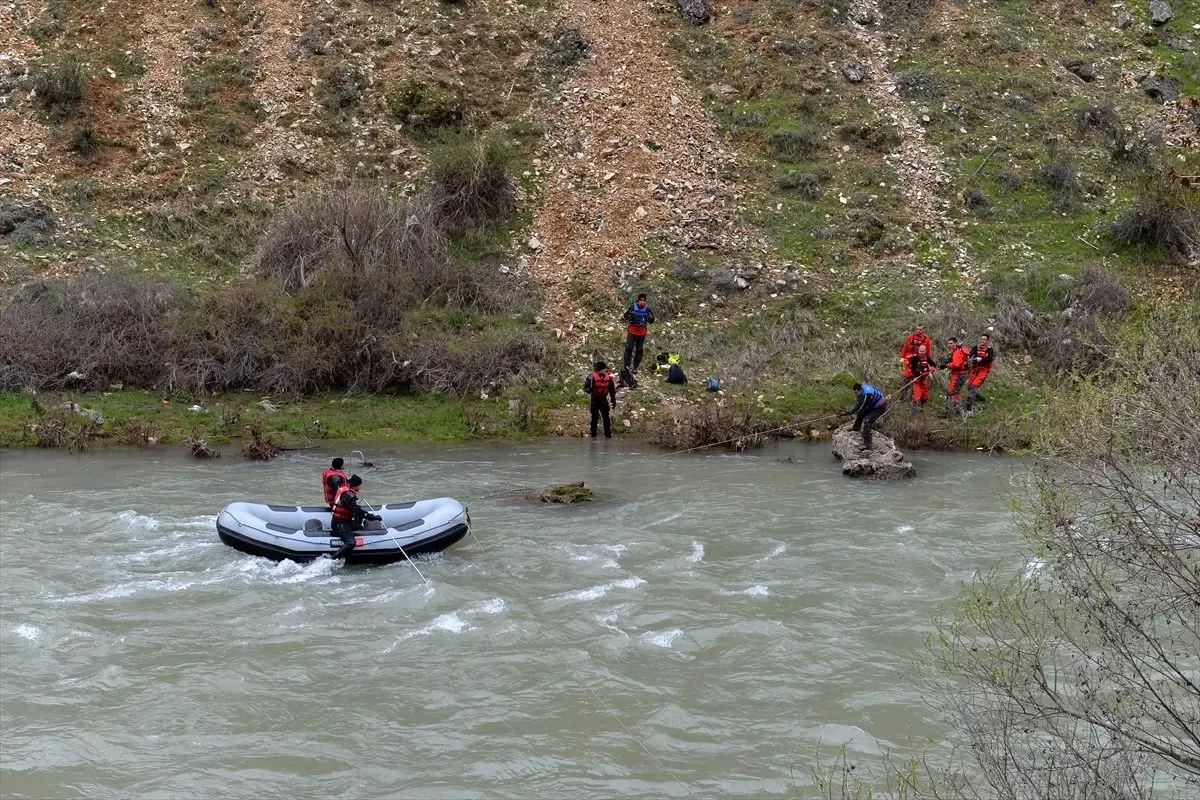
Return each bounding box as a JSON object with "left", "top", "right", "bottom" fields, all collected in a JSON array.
[
  {"left": 589, "top": 396, "right": 612, "bottom": 438},
  {"left": 331, "top": 518, "right": 359, "bottom": 559},
  {"left": 624, "top": 333, "right": 646, "bottom": 370},
  {"left": 853, "top": 404, "right": 887, "bottom": 450}
]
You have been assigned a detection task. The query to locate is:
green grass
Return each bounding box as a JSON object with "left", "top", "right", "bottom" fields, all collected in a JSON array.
[{"left": 0, "top": 390, "right": 561, "bottom": 449}]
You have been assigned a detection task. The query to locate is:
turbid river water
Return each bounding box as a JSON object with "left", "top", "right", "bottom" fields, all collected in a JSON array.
[{"left": 0, "top": 440, "right": 1025, "bottom": 799}]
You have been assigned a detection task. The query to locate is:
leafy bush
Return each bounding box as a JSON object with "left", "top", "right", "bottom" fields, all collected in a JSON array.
[
  {"left": 767, "top": 128, "right": 820, "bottom": 162},
  {"left": 317, "top": 64, "right": 365, "bottom": 114},
  {"left": 31, "top": 56, "right": 85, "bottom": 122},
  {"left": 425, "top": 132, "right": 517, "bottom": 234},
  {"left": 963, "top": 186, "right": 992, "bottom": 214},
  {"left": 385, "top": 78, "right": 465, "bottom": 136},
  {"left": 1109, "top": 173, "right": 1198, "bottom": 262},
  {"left": 774, "top": 170, "right": 821, "bottom": 198},
  {"left": 837, "top": 121, "right": 901, "bottom": 153},
  {"left": 542, "top": 26, "right": 589, "bottom": 69},
  {"left": 1040, "top": 160, "right": 1084, "bottom": 211}
]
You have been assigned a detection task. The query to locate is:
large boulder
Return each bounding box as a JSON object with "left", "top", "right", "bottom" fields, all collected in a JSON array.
[
  {"left": 0, "top": 196, "right": 56, "bottom": 246},
  {"left": 677, "top": 0, "right": 712, "bottom": 26},
  {"left": 1149, "top": 0, "right": 1173, "bottom": 26},
  {"left": 831, "top": 423, "right": 916, "bottom": 480},
  {"left": 1143, "top": 74, "right": 1182, "bottom": 102}
]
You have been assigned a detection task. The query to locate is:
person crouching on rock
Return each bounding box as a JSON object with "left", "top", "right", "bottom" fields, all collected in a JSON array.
[
  {"left": 841, "top": 382, "right": 888, "bottom": 450},
  {"left": 322, "top": 456, "right": 348, "bottom": 510},
  {"left": 330, "top": 475, "right": 381, "bottom": 560},
  {"left": 583, "top": 361, "right": 617, "bottom": 439}
]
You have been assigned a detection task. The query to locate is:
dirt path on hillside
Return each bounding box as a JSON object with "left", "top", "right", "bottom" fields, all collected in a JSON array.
[
  {"left": 128, "top": 0, "right": 192, "bottom": 152},
  {"left": 845, "top": 0, "right": 973, "bottom": 276},
  {"left": 526, "top": 0, "right": 753, "bottom": 335}
]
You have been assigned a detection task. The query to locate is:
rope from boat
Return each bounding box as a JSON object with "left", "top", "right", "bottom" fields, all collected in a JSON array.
[
  {"left": 360, "top": 499, "right": 428, "bottom": 585},
  {"left": 584, "top": 686, "right": 700, "bottom": 800}
]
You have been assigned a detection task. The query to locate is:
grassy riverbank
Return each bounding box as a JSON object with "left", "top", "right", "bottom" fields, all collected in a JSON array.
[{"left": 0, "top": 366, "right": 1046, "bottom": 453}]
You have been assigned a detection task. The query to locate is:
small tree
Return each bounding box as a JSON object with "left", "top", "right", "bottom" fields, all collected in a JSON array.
[{"left": 924, "top": 308, "right": 1200, "bottom": 798}]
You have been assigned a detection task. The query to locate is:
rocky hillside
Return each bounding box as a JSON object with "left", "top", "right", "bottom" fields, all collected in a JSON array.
[{"left": 0, "top": 0, "right": 1197, "bottom": 445}]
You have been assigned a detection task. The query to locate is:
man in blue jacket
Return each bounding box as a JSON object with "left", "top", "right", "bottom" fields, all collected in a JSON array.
[
  {"left": 841, "top": 382, "right": 889, "bottom": 450},
  {"left": 621, "top": 293, "right": 655, "bottom": 373}
]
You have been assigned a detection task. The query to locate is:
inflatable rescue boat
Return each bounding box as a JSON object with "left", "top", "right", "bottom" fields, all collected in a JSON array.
[{"left": 216, "top": 498, "right": 470, "bottom": 565}]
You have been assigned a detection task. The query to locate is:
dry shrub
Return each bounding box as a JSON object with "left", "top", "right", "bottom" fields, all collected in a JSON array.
[
  {"left": 1041, "top": 160, "right": 1084, "bottom": 210},
  {"left": 32, "top": 409, "right": 99, "bottom": 451},
  {"left": 1110, "top": 172, "right": 1198, "bottom": 261},
  {"left": 989, "top": 293, "right": 1041, "bottom": 350},
  {"left": 649, "top": 402, "right": 775, "bottom": 452},
  {"left": 406, "top": 329, "right": 552, "bottom": 396},
  {"left": 0, "top": 274, "right": 179, "bottom": 391},
  {"left": 881, "top": 410, "right": 964, "bottom": 450},
  {"left": 31, "top": 55, "right": 85, "bottom": 122},
  {"left": 1070, "top": 265, "right": 1131, "bottom": 315},
  {"left": 32, "top": 412, "right": 69, "bottom": 448},
  {"left": 242, "top": 420, "right": 280, "bottom": 461},
  {"left": 114, "top": 417, "right": 159, "bottom": 446},
  {"left": 425, "top": 133, "right": 517, "bottom": 234},
  {"left": 186, "top": 435, "right": 221, "bottom": 458}
]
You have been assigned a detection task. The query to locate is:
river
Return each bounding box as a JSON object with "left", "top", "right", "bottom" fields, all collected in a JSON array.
[{"left": 0, "top": 440, "right": 1025, "bottom": 799}]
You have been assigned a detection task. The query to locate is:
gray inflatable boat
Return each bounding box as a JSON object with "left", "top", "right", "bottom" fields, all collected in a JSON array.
[{"left": 216, "top": 498, "right": 470, "bottom": 565}]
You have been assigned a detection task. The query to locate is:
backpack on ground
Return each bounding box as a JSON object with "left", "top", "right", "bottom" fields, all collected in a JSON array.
[
  {"left": 705, "top": 377, "right": 721, "bottom": 392},
  {"left": 666, "top": 364, "right": 687, "bottom": 384}
]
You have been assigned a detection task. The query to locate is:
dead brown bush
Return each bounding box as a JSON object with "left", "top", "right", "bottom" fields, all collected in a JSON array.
[
  {"left": 114, "top": 417, "right": 160, "bottom": 446},
  {"left": 0, "top": 274, "right": 180, "bottom": 391},
  {"left": 242, "top": 420, "right": 281, "bottom": 461},
  {"left": 648, "top": 402, "right": 776, "bottom": 452}
]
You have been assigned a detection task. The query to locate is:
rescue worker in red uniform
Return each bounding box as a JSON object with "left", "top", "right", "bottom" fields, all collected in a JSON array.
[
  {"left": 908, "top": 344, "right": 936, "bottom": 411},
  {"left": 321, "top": 457, "right": 349, "bottom": 510},
  {"left": 899, "top": 323, "right": 932, "bottom": 402},
  {"left": 965, "top": 334, "right": 995, "bottom": 412},
  {"left": 330, "top": 475, "right": 381, "bottom": 560},
  {"left": 583, "top": 361, "right": 618, "bottom": 439},
  {"left": 940, "top": 337, "right": 970, "bottom": 415},
  {"left": 621, "top": 294, "right": 655, "bottom": 373}
]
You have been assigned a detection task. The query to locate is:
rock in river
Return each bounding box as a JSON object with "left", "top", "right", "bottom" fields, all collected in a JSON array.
[{"left": 831, "top": 424, "right": 915, "bottom": 480}]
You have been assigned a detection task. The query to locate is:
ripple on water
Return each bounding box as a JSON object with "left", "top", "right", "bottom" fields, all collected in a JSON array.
[{"left": 557, "top": 576, "right": 647, "bottom": 603}]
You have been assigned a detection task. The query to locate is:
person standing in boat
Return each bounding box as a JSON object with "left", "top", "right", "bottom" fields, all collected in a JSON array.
[
  {"left": 330, "top": 475, "right": 381, "bottom": 560},
  {"left": 321, "top": 457, "right": 349, "bottom": 510},
  {"left": 840, "top": 382, "right": 889, "bottom": 450}
]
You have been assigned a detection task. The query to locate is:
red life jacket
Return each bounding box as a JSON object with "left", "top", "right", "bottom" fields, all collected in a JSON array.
[
  {"left": 590, "top": 370, "right": 612, "bottom": 397},
  {"left": 947, "top": 345, "right": 969, "bottom": 372},
  {"left": 322, "top": 468, "right": 348, "bottom": 506},
  {"left": 913, "top": 353, "right": 932, "bottom": 376},
  {"left": 331, "top": 485, "right": 356, "bottom": 521},
  {"left": 973, "top": 344, "right": 993, "bottom": 365}
]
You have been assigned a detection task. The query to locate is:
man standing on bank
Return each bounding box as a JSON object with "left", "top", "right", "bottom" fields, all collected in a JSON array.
[
  {"left": 965, "top": 333, "right": 996, "bottom": 413},
  {"left": 622, "top": 293, "right": 655, "bottom": 374},
  {"left": 583, "top": 361, "right": 618, "bottom": 439}
]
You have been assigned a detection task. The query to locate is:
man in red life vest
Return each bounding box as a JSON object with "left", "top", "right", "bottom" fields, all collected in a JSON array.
[
  {"left": 965, "top": 333, "right": 996, "bottom": 412},
  {"left": 940, "top": 336, "right": 970, "bottom": 415},
  {"left": 908, "top": 344, "right": 936, "bottom": 411},
  {"left": 321, "top": 457, "right": 348, "bottom": 510},
  {"left": 899, "top": 323, "right": 932, "bottom": 401},
  {"left": 330, "top": 474, "right": 381, "bottom": 560},
  {"left": 622, "top": 293, "right": 655, "bottom": 374},
  {"left": 583, "top": 361, "right": 618, "bottom": 439}
]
